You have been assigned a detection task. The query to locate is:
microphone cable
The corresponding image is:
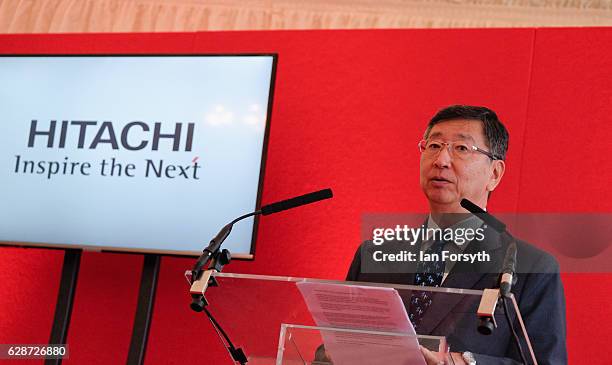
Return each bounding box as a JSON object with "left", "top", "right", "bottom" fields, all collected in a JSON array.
[
  {"left": 203, "top": 306, "right": 248, "bottom": 365},
  {"left": 501, "top": 294, "right": 529, "bottom": 364}
]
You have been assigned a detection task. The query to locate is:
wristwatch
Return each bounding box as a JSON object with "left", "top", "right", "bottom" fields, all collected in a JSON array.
[{"left": 462, "top": 351, "right": 476, "bottom": 365}]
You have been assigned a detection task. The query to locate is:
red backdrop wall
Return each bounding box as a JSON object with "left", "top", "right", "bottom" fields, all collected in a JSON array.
[{"left": 0, "top": 28, "right": 610, "bottom": 364}]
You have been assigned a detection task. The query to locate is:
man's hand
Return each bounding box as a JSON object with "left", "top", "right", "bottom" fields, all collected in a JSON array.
[{"left": 420, "top": 346, "right": 468, "bottom": 365}]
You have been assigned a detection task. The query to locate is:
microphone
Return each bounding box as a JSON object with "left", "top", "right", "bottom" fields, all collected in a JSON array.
[
  {"left": 189, "top": 188, "right": 334, "bottom": 364},
  {"left": 261, "top": 188, "right": 333, "bottom": 216},
  {"left": 461, "top": 201, "right": 528, "bottom": 362},
  {"left": 192, "top": 188, "right": 334, "bottom": 277},
  {"left": 460, "top": 198, "right": 516, "bottom": 297}
]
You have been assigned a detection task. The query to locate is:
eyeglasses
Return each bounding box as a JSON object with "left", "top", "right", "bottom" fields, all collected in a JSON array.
[{"left": 418, "top": 139, "right": 501, "bottom": 161}]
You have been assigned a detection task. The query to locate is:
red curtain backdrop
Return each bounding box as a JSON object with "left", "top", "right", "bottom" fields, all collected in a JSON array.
[{"left": 0, "top": 28, "right": 610, "bottom": 364}]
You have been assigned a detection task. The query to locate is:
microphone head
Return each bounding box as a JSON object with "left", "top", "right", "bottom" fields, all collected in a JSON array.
[
  {"left": 460, "top": 198, "right": 507, "bottom": 233},
  {"left": 315, "top": 188, "right": 333, "bottom": 200},
  {"left": 261, "top": 188, "right": 333, "bottom": 216},
  {"left": 460, "top": 198, "right": 485, "bottom": 214}
]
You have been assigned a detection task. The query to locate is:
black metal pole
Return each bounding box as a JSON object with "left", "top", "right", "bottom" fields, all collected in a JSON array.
[
  {"left": 126, "top": 254, "right": 161, "bottom": 365},
  {"left": 46, "top": 248, "right": 82, "bottom": 365}
]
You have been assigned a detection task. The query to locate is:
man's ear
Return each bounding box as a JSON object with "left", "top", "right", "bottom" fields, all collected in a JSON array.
[{"left": 487, "top": 160, "right": 506, "bottom": 192}]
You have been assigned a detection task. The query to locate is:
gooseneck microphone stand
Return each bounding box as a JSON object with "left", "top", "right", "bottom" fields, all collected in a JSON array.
[
  {"left": 186, "top": 188, "right": 333, "bottom": 365},
  {"left": 460, "top": 199, "right": 532, "bottom": 365},
  {"left": 188, "top": 212, "right": 254, "bottom": 365}
]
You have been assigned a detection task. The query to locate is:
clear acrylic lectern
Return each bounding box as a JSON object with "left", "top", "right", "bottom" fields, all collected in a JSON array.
[{"left": 185, "top": 272, "right": 536, "bottom": 365}]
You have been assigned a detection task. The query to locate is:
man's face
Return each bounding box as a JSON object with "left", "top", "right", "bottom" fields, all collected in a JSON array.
[{"left": 419, "top": 119, "right": 504, "bottom": 212}]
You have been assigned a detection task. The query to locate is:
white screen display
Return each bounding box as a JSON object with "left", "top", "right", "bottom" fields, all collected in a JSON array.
[{"left": 0, "top": 55, "right": 276, "bottom": 257}]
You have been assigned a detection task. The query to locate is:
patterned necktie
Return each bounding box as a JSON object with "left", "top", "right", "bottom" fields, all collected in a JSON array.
[{"left": 408, "top": 239, "right": 447, "bottom": 329}]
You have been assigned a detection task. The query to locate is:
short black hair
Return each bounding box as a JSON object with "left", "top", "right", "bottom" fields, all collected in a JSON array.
[{"left": 424, "top": 105, "right": 509, "bottom": 161}]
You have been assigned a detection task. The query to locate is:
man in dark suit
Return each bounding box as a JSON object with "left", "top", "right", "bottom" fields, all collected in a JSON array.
[{"left": 346, "top": 105, "right": 567, "bottom": 364}]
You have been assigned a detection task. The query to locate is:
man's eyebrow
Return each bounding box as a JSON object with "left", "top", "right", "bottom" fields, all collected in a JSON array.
[{"left": 428, "top": 131, "right": 475, "bottom": 142}]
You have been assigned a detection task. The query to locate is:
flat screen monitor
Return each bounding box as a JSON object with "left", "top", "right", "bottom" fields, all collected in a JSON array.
[{"left": 0, "top": 54, "right": 277, "bottom": 258}]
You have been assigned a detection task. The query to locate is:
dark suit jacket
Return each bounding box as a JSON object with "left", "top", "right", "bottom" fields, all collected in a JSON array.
[{"left": 346, "top": 226, "right": 567, "bottom": 365}]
